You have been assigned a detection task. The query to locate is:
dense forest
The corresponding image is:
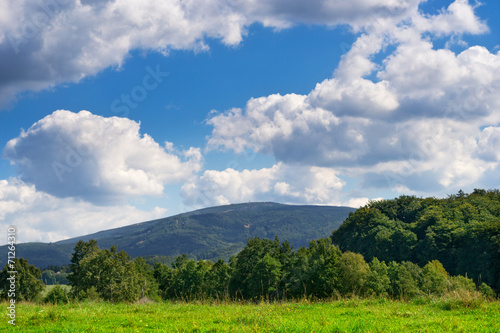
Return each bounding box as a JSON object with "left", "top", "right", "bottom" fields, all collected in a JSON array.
[{"left": 331, "top": 189, "right": 500, "bottom": 290}]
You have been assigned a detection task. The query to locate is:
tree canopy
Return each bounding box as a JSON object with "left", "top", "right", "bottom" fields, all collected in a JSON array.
[
  {"left": 67, "top": 240, "right": 158, "bottom": 302},
  {"left": 0, "top": 258, "right": 44, "bottom": 301},
  {"left": 331, "top": 189, "right": 500, "bottom": 289},
  {"left": 152, "top": 235, "right": 494, "bottom": 301}
]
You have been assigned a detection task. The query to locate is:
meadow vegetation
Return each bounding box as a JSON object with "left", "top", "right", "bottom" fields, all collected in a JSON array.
[{"left": 1, "top": 297, "right": 499, "bottom": 332}]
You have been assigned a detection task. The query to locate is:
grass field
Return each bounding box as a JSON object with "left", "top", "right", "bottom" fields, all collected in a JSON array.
[{"left": 1, "top": 298, "right": 499, "bottom": 332}]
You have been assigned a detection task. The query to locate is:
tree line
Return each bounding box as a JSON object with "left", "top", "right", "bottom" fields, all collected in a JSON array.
[
  {"left": 2, "top": 236, "right": 496, "bottom": 303},
  {"left": 150, "top": 237, "right": 495, "bottom": 301}
]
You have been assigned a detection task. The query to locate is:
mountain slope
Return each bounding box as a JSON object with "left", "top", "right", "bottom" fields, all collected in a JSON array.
[{"left": 2, "top": 202, "right": 355, "bottom": 268}]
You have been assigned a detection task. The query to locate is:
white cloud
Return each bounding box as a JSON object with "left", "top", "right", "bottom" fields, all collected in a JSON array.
[
  {"left": 0, "top": 0, "right": 427, "bottom": 107},
  {"left": 180, "top": 163, "right": 345, "bottom": 209},
  {"left": 354, "top": 118, "right": 497, "bottom": 191},
  {"left": 342, "top": 197, "right": 375, "bottom": 208},
  {"left": 308, "top": 78, "right": 399, "bottom": 117},
  {"left": 3, "top": 110, "right": 202, "bottom": 204},
  {"left": 206, "top": 0, "right": 500, "bottom": 195},
  {"left": 379, "top": 43, "right": 500, "bottom": 121},
  {"left": 413, "top": 0, "right": 488, "bottom": 36},
  {"left": 0, "top": 178, "right": 167, "bottom": 244},
  {"left": 478, "top": 126, "right": 500, "bottom": 162}
]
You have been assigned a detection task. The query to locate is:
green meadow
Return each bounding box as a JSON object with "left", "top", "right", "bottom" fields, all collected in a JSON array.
[{"left": 2, "top": 298, "right": 499, "bottom": 332}]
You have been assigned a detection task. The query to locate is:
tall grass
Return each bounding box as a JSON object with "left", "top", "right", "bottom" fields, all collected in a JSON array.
[{"left": 1, "top": 296, "right": 499, "bottom": 332}]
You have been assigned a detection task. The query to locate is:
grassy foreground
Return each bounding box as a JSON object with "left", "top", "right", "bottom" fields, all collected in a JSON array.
[{"left": 1, "top": 298, "right": 499, "bottom": 332}]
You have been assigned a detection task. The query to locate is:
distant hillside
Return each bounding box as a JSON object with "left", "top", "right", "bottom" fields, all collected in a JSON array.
[{"left": 2, "top": 202, "right": 355, "bottom": 268}]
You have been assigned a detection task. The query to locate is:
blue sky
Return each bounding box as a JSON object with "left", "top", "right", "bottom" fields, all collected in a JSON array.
[{"left": 1, "top": 0, "right": 500, "bottom": 244}]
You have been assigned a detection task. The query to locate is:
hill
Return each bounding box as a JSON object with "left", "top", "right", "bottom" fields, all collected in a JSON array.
[
  {"left": 1, "top": 202, "right": 355, "bottom": 268},
  {"left": 331, "top": 189, "right": 500, "bottom": 289}
]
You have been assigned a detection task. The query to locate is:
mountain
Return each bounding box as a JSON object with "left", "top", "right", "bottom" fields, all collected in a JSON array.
[{"left": 2, "top": 202, "right": 355, "bottom": 268}]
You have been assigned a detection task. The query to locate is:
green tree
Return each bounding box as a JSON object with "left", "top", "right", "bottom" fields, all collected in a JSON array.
[
  {"left": 331, "top": 190, "right": 500, "bottom": 290},
  {"left": 420, "top": 260, "right": 448, "bottom": 296},
  {"left": 42, "top": 268, "right": 69, "bottom": 285},
  {"left": 479, "top": 283, "right": 496, "bottom": 299},
  {"left": 153, "top": 262, "right": 175, "bottom": 299},
  {"left": 287, "top": 247, "right": 310, "bottom": 298},
  {"left": 338, "top": 252, "right": 369, "bottom": 296},
  {"left": 67, "top": 239, "right": 99, "bottom": 296},
  {"left": 168, "top": 257, "right": 212, "bottom": 300},
  {"left": 248, "top": 254, "right": 282, "bottom": 299},
  {"left": 365, "top": 258, "right": 390, "bottom": 297},
  {"left": 68, "top": 240, "right": 152, "bottom": 302},
  {"left": 133, "top": 257, "right": 159, "bottom": 299},
  {"left": 0, "top": 258, "right": 44, "bottom": 301},
  {"left": 388, "top": 261, "right": 422, "bottom": 299},
  {"left": 230, "top": 237, "right": 292, "bottom": 299},
  {"left": 205, "top": 259, "right": 232, "bottom": 300},
  {"left": 295, "top": 238, "right": 342, "bottom": 299},
  {"left": 448, "top": 275, "right": 476, "bottom": 293},
  {"left": 42, "top": 269, "right": 57, "bottom": 285}
]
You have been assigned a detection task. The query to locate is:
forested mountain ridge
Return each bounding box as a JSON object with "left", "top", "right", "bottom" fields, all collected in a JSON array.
[
  {"left": 1, "top": 202, "right": 355, "bottom": 268},
  {"left": 331, "top": 189, "right": 500, "bottom": 289}
]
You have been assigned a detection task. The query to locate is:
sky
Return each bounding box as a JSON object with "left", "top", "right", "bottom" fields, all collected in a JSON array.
[{"left": 1, "top": 0, "right": 500, "bottom": 245}]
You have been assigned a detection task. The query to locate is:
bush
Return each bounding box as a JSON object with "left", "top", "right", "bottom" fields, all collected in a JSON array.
[
  {"left": 447, "top": 275, "right": 476, "bottom": 293},
  {"left": 479, "top": 283, "right": 496, "bottom": 299},
  {"left": 44, "top": 285, "right": 69, "bottom": 304},
  {"left": 74, "top": 286, "right": 101, "bottom": 302},
  {"left": 438, "top": 291, "right": 484, "bottom": 310}
]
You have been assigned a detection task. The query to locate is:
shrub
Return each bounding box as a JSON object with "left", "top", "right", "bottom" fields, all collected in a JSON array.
[
  {"left": 447, "top": 275, "right": 475, "bottom": 293},
  {"left": 44, "top": 285, "right": 69, "bottom": 304},
  {"left": 75, "top": 286, "right": 101, "bottom": 302},
  {"left": 438, "top": 291, "right": 484, "bottom": 310},
  {"left": 479, "top": 283, "right": 496, "bottom": 299}
]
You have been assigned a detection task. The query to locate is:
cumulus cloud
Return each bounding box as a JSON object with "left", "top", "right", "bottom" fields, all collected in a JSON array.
[
  {"left": 353, "top": 118, "right": 498, "bottom": 192},
  {"left": 206, "top": 0, "right": 500, "bottom": 195},
  {"left": 0, "top": 0, "right": 427, "bottom": 107},
  {"left": 0, "top": 178, "right": 167, "bottom": 244},
  {"left": 3, "top": 110, "right": 202, "bottom": 204},
  {"left": 413, "top": 0, "right": 488, "bottom": 36},
  {"left": 180, "top": 162, "right": 348, "bottom": 209},
  {"left": 2, "top": 0, "right": 498, "bottom": 218},
  {"left": 379, "top": 44, "right": 500, "bottom": 121},
  {"left": 477, "top": 126, "right": 500, "bottom": 162}
]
